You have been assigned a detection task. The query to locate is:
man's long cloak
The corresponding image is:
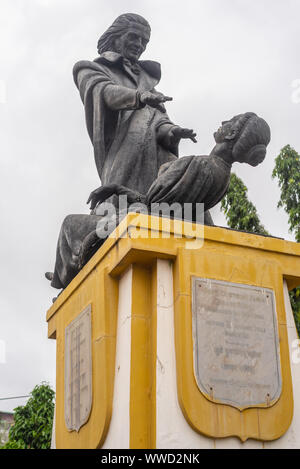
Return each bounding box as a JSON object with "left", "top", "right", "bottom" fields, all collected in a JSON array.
[
  {"left": 73, "top": 52, "right": 179, "bottom": 195},
  {"left": 51, "top": 52, "right": 181, "bottom": 289}
]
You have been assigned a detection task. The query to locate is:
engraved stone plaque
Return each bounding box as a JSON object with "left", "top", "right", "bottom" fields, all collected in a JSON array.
[
  {"left": 192, "top": 278, "right": 282, "bottom": 409},
  {"left": 65, "top": 305, "right": 92, "bottom": 432}
]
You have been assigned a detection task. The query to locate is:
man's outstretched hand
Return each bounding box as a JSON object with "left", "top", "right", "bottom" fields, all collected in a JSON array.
[
  {"left": 139, "top": 91, "right": 172, "bottom": 113},
  {"left": 170, "top": 127, "right": 197, "bottom": 144}
]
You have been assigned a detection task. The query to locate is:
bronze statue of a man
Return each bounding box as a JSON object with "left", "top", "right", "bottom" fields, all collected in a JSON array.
[
  {"left": 46, "top": 14, "right": 270, "bottom": 293},
  {"left": 73, "top": 13, "right": 196, "bottom": 199}
]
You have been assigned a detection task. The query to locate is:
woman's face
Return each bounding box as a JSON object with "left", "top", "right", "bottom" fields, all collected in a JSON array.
[{"left": 214, "top": 118, "right": 237, "bottom": 143}]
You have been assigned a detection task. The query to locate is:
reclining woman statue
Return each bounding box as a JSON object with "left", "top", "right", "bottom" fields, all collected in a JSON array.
[
  {"left": 88, "top": 112, "right": 270, "bottom": 212},
  {"left": 47, "top": 112, "right": 270, "bottom": 291}
]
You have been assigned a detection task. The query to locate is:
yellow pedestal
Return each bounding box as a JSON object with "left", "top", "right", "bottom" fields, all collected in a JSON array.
[{"left": 46, "top": 214, "right": 300, "bottom": 449}]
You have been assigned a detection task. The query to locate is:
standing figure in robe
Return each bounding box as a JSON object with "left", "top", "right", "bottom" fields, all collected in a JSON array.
[
  {"left": 73, "top": 13, "right": 197, "bottom": 200},
  {"left": 46, "top": 13, "right": 205, "bottom": 291}
]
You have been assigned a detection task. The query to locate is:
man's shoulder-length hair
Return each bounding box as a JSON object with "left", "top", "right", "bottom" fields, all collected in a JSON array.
[{"left": 97, "top": 13, "right": 151, "bottom": 54}]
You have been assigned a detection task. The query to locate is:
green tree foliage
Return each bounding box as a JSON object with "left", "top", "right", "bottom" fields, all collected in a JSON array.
[
  {"left": 221, "top": 168, "right": 300, "bottom": 335},
  {"left": 289, "top": 288, "right": 300, "bottom": 335},
  {"left": 1, "top": 383, "right": 55, "bottom": 450},
  {"left": 221, "top": 173, "right": 269, "bottom": 235},
  {"left": 272, "top": 144, "right": 300, "bottom": 332},
  {"left": 272, "top": 144, "right": 300, "bottom": 242}
]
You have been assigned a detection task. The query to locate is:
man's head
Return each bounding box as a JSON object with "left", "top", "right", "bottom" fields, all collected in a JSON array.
[
  {"left": 97, "top": 14, "right": 151, "bottom": 62},
  {"left": 214, "top": 112, "right": 271, "bottom": 166}
]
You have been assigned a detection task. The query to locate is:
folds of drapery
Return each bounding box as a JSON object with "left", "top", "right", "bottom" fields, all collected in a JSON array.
[
  {"left": 146, "top": 155, "right": 213, "bottom": 206},
  {"left": 73, "top": 60, "right": 179, "bottom": 194},
  {"left": 146, "top": 154, "right": 232, "bottom": 214},
  {"left": 73, "top": 61, "right": 114, "bottom": 179}
]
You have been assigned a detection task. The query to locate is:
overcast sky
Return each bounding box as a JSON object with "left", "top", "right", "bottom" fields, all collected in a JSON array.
[{"left": 0, "top": 0, "right": 299, "bottom": 412}]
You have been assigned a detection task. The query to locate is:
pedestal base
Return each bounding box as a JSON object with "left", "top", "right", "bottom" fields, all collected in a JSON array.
[{"left": 47, "top": 214, "right": 300, "bottom": 448}]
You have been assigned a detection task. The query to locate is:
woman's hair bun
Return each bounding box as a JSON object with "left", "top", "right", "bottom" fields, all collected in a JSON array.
[{"left": 232, "top": 114, "right": 271, "bottom": 165}]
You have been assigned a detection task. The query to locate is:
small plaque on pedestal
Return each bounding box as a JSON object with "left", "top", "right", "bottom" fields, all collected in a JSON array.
[
  {"left": 192, "top": 278, "right": 282, "bottom": 410},
  {"left": 65, "top": 305, "right": 92, "bottom": 432}
]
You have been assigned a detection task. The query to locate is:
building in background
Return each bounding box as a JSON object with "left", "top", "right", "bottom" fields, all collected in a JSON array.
[{"left": 0, "top": 411, "right": 14, "bottom": 446}]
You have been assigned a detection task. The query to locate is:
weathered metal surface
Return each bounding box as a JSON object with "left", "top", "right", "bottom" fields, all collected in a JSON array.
[
  {"left": 192, "top": 278, "right": 282, "bottom": 410},
  {"left": 65, "top": 305, "right": 92, "bottom": 432}
]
